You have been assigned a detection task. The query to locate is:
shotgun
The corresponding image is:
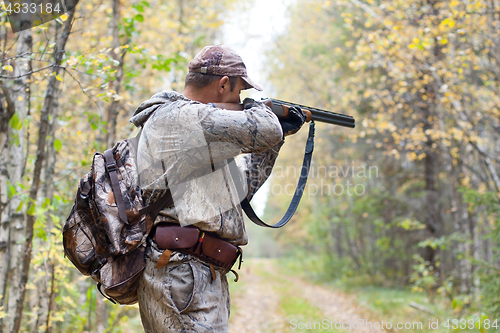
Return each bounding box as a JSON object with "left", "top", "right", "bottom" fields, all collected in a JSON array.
[{"left": 267, "top": 98, "right": 356, "bottom": 128}]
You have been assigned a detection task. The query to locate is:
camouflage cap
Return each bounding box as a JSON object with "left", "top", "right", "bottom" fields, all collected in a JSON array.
[{"left": 188, "top": 45, "right": 263, "bottom": 91}]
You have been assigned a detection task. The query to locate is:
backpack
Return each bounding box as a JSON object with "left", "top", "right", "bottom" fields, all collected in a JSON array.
[{"left": 63, "top": 133, "right": 172, "bottom": 305}]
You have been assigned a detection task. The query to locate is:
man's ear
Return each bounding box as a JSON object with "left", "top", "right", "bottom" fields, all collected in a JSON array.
[{"left": 217, "top": 76, "right": 230, "bottom": 95}]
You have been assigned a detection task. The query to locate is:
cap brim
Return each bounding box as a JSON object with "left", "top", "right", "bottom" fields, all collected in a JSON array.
[{"left": 241, "top": 76, "right": 263, "bottom": 91}]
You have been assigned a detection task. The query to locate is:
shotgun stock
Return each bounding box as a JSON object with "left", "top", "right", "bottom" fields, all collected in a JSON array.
[{"left": 269, "top": 98, "right": 356, "bottom": 128}]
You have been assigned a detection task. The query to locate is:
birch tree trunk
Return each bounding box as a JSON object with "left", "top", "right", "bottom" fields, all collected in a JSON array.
[
  {"left": 8, "top": 11, "right": 74, "bottom": 332},
  {"left": 3, "top": 28, "right": 32, "bottom": 333},
  {"left": 0, "top": 88, "right": 16, "bottom": 328}
]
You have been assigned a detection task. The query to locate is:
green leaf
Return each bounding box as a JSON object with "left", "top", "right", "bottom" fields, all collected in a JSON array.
[
  {"left": 16, "top": 201, "right": 23, "bottom": 212},
  {"left": 54, "top": 139, "right": 62, "bottom": 152},
  {"left": 134, "top": 14, "right": 144, "bottom": 22},
  {"left": 9, "top": 112, "right": 22, "bottom": 130},
  {"left": 42, "top": 197, "right": 51, "bottom": 208},
  {"left": 35, "top": 228, "right": 47, "bottom": 240},
  {"left": 50, "top": 214, "right": 61, "bottom": 224},
  {"left": 35, "top": 215, "right": 47, "bottom": 240},
  {"left": 133, "top": 4, "right": 144, "bottom": 12},
  {"left": 7, "top": 184, "right": 15, "bottom": 199},
  {"left": 27, "top": 203, "right": 36, "bottom": 215}
]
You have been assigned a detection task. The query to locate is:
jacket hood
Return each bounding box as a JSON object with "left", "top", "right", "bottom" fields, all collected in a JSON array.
[{"left": 129, "top": 91, "right": 190, "bottom": 127}]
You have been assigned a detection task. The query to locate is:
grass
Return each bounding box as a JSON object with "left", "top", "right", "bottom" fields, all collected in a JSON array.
[
  {"left": 347, "top": 285, "right": 500, "bottom": 333},
  {"left": 344, "top": 285, "right": 443, "bottom": 333},
  {"left": 279, "top": 256, "right": 500, "bottom": 333}
]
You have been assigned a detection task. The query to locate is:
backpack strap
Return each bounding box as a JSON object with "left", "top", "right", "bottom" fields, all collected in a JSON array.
[
  {"left": 139, "top": 189, "right": 175, "bottom": 235},
  {"left": 240, "top": 121, "right": 315, "bottom": 228},
  {"left": 104, "top": 149, "right": 129, "bottom": 225}
]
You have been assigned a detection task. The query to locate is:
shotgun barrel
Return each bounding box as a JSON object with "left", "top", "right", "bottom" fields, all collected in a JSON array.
[{"left": 269, "top": 98, "right": 356, "bottom": 128}]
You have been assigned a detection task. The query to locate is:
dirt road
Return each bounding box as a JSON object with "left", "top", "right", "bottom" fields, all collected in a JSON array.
[{"left": 229, "top": 259, "right": 388, "bottom": 333}]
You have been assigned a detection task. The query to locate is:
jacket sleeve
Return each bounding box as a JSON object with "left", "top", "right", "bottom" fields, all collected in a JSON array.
[{"left": 198, "top": 99, "right": 284, "bottom": 159}]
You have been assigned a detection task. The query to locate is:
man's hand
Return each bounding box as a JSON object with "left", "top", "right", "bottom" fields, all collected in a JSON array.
[
  {"left": 279, "top": 106, "right": 307, "bottom": 137},
  {"left": 260, "top": 98, "right": 307, "bottom": 137}
]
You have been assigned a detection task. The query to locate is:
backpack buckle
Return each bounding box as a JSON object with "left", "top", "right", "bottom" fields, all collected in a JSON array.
[{"left": 106, "top": 162, "right": 117, "bottom": 172}]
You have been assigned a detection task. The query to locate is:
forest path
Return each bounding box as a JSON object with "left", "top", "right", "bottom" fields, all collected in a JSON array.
[{"left": 229, "top": 258, "right": 388, "bottom": 333}]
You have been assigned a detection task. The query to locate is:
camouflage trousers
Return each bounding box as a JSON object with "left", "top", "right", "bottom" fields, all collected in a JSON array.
[{"left": 137, "top": 240, "right": 231, "bottom": 333}]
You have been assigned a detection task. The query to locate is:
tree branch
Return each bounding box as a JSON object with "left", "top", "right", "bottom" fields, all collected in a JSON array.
[
  {"left": 0, "top": 64, "right": 55, "bottom": 79},
  {"left": 62, "top": 67, "right": 100, "bottom": 109}
]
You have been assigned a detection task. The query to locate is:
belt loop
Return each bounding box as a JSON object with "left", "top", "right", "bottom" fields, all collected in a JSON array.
[
  {"left": 209, "top": 263, "right": 216, "bottom": 282},
  {"left": 156, "top": 249, "right": 173, "bottom": 269}
]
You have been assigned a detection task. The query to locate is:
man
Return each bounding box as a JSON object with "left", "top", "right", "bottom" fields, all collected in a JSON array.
[{"left": 129, "top": 45, "right": 306, "bottom": 333}]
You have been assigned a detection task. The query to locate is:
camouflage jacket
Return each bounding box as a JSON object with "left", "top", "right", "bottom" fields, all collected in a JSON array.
[{"left": 129, "top": 91, "right": 284, "bottom": 246}]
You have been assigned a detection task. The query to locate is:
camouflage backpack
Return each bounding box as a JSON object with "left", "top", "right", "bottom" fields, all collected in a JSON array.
[{"left": 63, "top": 134, "right": 172, "bottom": 305}]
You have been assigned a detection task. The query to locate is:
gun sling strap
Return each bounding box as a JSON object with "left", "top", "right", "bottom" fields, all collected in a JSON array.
[{"left": 241, "top": 121, "right": 315, "bottom": 228}]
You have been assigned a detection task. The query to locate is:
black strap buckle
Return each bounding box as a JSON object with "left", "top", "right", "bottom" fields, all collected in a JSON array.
[{"left": 106, "top": 162, "right": 117, "bottom": 172}]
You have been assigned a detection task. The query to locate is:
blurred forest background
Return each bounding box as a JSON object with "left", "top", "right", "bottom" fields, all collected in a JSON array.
[{"left": 0, "top": 0, "right": 499, "bottom": 332}]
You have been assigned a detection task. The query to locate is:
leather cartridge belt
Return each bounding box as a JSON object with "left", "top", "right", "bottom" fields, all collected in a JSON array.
[{"left": 153, "top": 223, "right": 242, "bottom": 272}]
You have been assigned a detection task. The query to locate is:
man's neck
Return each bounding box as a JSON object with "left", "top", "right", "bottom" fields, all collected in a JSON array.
[
  {"left": 182, "top": 85, "right": 243, "bottom": 110},
  {"left": 183, "top": 86, "right": 217, "bottom": 104}
]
